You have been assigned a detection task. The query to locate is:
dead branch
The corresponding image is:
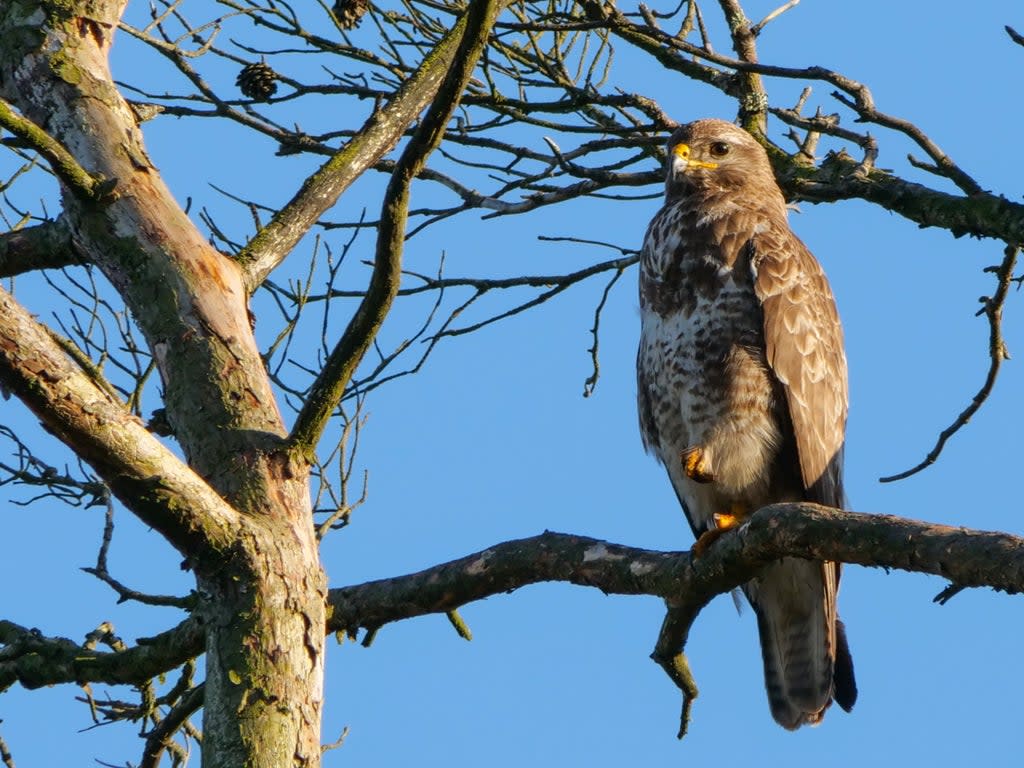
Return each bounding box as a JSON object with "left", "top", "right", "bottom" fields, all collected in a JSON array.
[
  {"left": 327, "top": 503, "right": 1024, "bottom": 732},
  {"left": 881, "top": 244, "right": 1019, "bottom": 482},
  {"left": 0, "top": 287, "right": 241, "bottom": 556},
  {"left": 288, "top": 0, "right": 512, "bottom": 458},
  {"left": 0, "top": 219, "right": 78, "bottom": 277},
  {"left": 0, "top": 617, "right": 202, "bottom": 692}
]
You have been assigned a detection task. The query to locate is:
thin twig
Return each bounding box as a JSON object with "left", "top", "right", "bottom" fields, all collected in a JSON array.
[
  {"left": 880, "top": 244, "right": 1019, "bottom": 482},
  {"left": 140, "top": 684, "right": 204, "bottom": 768},
  {"left": 81, "top": 501, "right": 194, "bottom": 608},
  {"left": 321, "top": 726, "right": 350, "bottom": 753},
  {"left": 0, "top": 726, "right": 14, "bottom": 768},
  {"left": 288, "top": 0, "right": 512, "bottom": 458},
  {"left": 651, "top": 604, "right": 701, "bottom": 739},
  {"left": 583, "top": 266, "right": 625, "bottom": 397},
  {"left": 750, "top": 0, "right": 799, "bottom": 36}
]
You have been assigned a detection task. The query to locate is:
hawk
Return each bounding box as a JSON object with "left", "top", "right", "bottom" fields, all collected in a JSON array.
[{"left": 636, "top": 118, "right": 857, "bottom": 729}]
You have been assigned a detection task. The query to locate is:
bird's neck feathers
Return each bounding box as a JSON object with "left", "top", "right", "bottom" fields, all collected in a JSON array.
[{"left": 666, "top": 174, "right": 788, "bottom": 226}]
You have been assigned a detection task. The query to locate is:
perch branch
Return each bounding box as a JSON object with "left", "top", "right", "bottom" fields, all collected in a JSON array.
[
  {"left": 328, "top": 503, "right": 1024, "bottom": 730},
  {"left": 8, "top": 504, "right": 1024, "bottom": 722},
  {"left": 327, "top": 504, "right": 1024, "bottom": 635}
]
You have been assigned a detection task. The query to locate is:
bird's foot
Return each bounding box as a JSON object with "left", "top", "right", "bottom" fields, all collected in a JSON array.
[
  {"left": 681, "top": 446, "right": 714, "bottom": 483},
  {"left": 712, "top": 511, "right": 740, "bottom": 531},
  {"left": 692, "top": 507, "right": 743, "bottom": 557}
]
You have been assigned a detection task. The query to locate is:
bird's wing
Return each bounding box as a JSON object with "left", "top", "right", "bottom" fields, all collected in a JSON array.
[
  {"left": 748, "top": 223, "right": 854, "bottom": 723},
  {"left": 750, "top": 226, "right": 848, "bottom": 508}
]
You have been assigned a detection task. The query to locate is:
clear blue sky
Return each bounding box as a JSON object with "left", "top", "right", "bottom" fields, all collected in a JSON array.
[{"left": 2, "top": 1, "right": 1022, "bottom": 765}]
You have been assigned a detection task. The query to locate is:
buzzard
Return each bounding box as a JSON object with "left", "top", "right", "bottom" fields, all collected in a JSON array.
[{"left": 636, "top": 119, "right": 857, "bottom": 729}]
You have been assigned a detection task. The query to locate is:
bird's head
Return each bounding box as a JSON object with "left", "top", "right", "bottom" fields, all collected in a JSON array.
[{"left": 664, "top": 119, "right": 776, "bottom": 200}]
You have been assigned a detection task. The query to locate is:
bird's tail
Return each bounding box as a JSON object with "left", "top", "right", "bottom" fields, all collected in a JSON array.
[{"left": 746, "top": 557, "right": 856, "bottom": 729}]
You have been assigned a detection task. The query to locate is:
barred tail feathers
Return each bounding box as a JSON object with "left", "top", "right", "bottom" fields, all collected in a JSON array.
[{"left": 747, "top": 557, "right": 839, "bottom": 730}]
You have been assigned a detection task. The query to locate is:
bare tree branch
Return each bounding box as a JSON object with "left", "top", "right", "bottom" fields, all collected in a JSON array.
[
  {"left": 327, "top": 502, "right": 1024, "bottom": 731},
  {"left": 234, "top": 0, "right": 514, "bottom": 291},
  {"left": 327, "top": 504, "right": 1024, "bottom": 637},
  {"left": 0, "top": 286, "right": 241, "bottom": 556},
  {"left": 82, "top": 501, "right": 195, "bottom": 608},
  {"left": 780, "top": 157, "right": 1024, "bottom": 242},
  {"left": 750, "top": 0, "right": 800, "bottom": 35},
  {"left": 0, "top": 219, "right": 78, "bottom": 277},
  {"left": 288, "top": 0, "right": 510, "bottom": 458},
  {"left": 8, "top": 500, "right": 1024, "bottom": 737},
  {"left": 0, "top": 617, "right": 202, "bottom": 692},
  {"left": 880, "top": 244, "right": 1019, "bottom": 482}
]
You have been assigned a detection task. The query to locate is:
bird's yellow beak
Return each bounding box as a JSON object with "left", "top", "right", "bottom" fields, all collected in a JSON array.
[{"left": 673, "top": 143, "right": 718, "bottom": 169}]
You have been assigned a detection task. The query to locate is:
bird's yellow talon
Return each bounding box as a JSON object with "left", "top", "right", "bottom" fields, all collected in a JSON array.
[
  {"left": 713, "top": 512, "right": 739, "bottom": 530},
  {"left": 682, "top": 446, "right": 714, "bottom": 483},
  {"left": 693, "top": 508, "right": 746, "bottom": 557}
]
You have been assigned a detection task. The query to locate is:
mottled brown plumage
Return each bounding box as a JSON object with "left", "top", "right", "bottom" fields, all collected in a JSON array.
[{"left": 637, "top": 119, "right": 857, "bottom": 729}]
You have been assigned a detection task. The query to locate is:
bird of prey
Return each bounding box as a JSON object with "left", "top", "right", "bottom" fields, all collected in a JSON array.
[{"left": 636, "top": 118, "right": 857, "bottom": 729}]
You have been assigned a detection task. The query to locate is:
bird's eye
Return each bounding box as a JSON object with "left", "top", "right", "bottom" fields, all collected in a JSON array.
[{"left": 709, "top": 142, "right": 730, "bottom": 158}]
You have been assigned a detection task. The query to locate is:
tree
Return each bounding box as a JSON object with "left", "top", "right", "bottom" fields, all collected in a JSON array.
[{"left": 0, "top": 0, "right": 1021, "bottom": 765}]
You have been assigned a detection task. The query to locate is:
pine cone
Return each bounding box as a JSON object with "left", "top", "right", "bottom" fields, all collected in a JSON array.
[
  {"left": 236, "top": 62, "right": 278, "bottom": 102},
  {"left": 333, "top": 0, "right": 369, "bottom": 30}
]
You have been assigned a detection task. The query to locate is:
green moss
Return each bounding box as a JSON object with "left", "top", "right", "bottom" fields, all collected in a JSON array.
[
  {"left": 41, "top": 0, "right": 79, "bottom": 25},
  {"left": 49, "top": 47, "right": 82, "bottom": 84}
]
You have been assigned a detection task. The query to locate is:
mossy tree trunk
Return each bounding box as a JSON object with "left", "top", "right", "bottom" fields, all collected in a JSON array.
[
  {"left": 0, "top": 0, "right": 502, "bottom": 763},
  {"left": 0, "top": 2, "right": 327, "bottom": 764}
]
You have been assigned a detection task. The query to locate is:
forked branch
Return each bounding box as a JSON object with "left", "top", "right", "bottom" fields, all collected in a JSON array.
[
  {"left": 327, "top": 504, "right": 1024, "bottom": 732},
  {"left": 6, "top": 504, "right": 1024, "bottom": 734},
  {"left": 288, "top": 0, "right": 510, "bottom": 457},
  {"left": 0, "top": 287, "right": 241, "bottom": 556},
  {"left": 880, "top": 244, "right": 1020, "bottom": 482},
  {"left": 235, "top": 0, "right": 514, "bottom": 291}
]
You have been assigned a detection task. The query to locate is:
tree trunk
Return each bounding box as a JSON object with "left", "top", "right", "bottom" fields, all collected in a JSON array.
[
  {"left": 0, "top": 2, "right": 327, "bottom": 764},
  {"left": 199, "top": 520, "right": 326, "bottom": 768}
]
